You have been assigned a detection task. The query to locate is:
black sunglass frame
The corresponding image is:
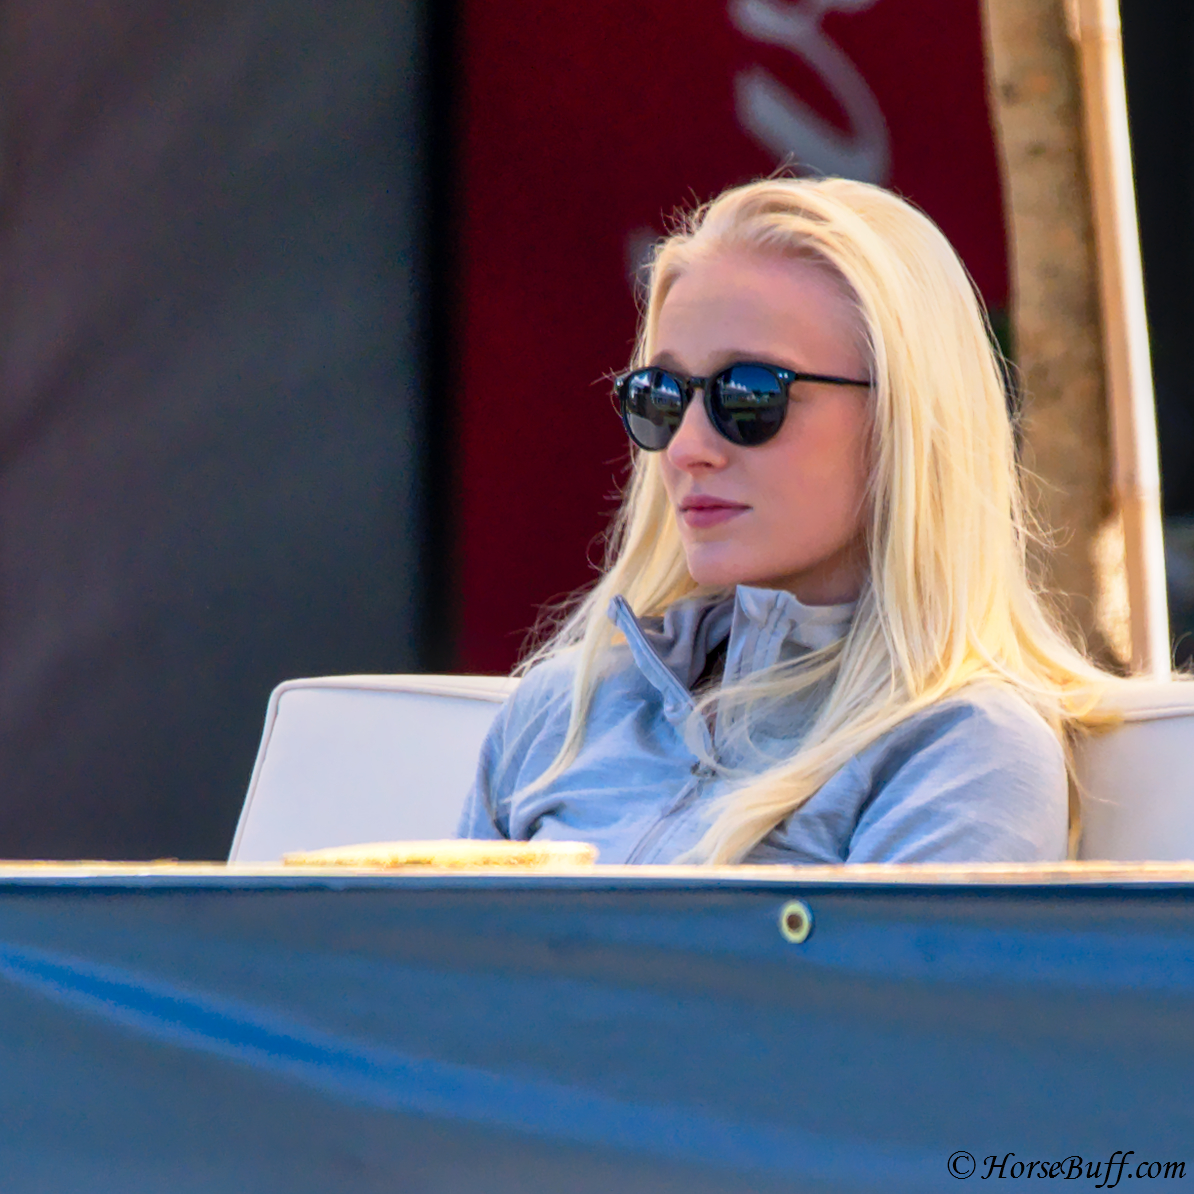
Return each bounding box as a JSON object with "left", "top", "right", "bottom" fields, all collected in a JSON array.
[{"left": 613, "top": 361, "right": 872, "bottom": 451}]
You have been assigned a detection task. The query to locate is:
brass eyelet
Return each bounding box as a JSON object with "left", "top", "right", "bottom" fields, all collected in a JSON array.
[{"left": 779, "top": 899, "right": 813, "bottom": 944}]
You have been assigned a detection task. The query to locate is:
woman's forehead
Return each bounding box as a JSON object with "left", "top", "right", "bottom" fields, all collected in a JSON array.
[{"left": 652, "top": 250, "right": 866, "bottom": 374}]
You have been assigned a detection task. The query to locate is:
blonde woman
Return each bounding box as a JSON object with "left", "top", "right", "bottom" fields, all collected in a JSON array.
[{"left": 459, "top": 175, "right": 1112, "bottom": 866}]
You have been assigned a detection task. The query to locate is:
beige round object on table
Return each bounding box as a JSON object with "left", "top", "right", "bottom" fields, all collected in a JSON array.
[{"left": 281, "top": 839, "right": 599, "bottom": 869}]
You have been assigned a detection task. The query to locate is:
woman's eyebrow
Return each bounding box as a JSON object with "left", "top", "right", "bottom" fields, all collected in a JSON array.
[
  {"left": 654, "top": 352, "right": 817, "bottom": 375},
  {"left": 647, "top": 351, "right": 686, "bottom": 371}
]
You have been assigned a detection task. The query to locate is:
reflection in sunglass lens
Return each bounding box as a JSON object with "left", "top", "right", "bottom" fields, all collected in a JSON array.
[
  {"left": 710, "top": 364, "right": 788, "bottom": 446},
  {"left": 623, "top": 369, "right": 686, "bottom": 450}
]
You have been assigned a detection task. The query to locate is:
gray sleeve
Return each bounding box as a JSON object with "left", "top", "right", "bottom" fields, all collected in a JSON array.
[
  {"left": 455, "top": 653, "right": 577, "bottom": 841},
  {"left": 846, "top": 691, "right": 1069, "bottom": 864},
  {"left": 456, "top": 703, "right": 514, "bottom": 840}
]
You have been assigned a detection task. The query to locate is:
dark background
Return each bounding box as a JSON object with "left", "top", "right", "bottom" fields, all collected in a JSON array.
[
  {"left": 0, "top": 0, "right": 1186, "bottom": 860},
  {"left": 0, "top": 0, "right": 433, "bottom": 858},
  {"left": 1122, "top": 2, "right": 1194, "bottom": 660},
  {"left": 1124, "top": 2, "right": 1194, "bottom": 518}
]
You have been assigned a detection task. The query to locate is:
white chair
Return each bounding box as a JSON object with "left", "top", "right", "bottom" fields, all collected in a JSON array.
[
  {"left": 229, "top": 674, "right": 518, "bottom": 863},
  {"left": 230, "top": 672, "right": 1194, "bottom": 866},
  {"left": 1075, "top": 680, "right": 1194, "bottom": 860}
]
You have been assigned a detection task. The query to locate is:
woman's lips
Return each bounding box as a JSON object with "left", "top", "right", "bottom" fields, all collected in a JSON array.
[{"left": 679, "top": 499, "right": 749, "bottom": 529}]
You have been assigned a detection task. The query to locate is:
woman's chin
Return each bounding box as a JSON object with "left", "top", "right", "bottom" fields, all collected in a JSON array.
[{"left": 684, "top": 551, "right": 761, "bottom": 591}]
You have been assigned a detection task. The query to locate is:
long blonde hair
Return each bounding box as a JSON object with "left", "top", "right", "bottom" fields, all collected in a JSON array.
[{"left": 522, "top": 175, "right": 1114, "bottom": 864}]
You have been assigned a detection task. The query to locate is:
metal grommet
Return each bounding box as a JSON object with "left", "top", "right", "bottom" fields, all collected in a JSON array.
[{"left": 779, "top": 899, "right": 813, "bottom": 944}]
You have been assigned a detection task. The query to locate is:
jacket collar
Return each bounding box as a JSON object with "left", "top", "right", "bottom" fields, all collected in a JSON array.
[{"left": 607, "top": 585, "right": 855, "bottom": 710}]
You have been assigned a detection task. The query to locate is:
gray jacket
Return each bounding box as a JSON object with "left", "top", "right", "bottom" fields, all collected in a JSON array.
[{"left": 457, "top": 586, "right": 1068, "bottom": 865}]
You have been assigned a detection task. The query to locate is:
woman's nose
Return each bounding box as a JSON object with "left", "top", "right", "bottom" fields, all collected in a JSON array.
[{"left": 665, "top": 389, "right": 729, "bottom": 472}]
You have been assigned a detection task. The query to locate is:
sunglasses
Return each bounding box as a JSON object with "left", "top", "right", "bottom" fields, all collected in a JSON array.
[{"left": 613, "top": 362, "right": 871, "bottom": 451}]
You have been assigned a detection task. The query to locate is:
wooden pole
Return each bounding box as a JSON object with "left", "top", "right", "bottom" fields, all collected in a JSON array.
[
  {"left": 981, "top": 0, "right": 1117, "bottom": 664},
  {"left": 981, "top": 0, "right": 1169, "bottom": 674},
  {"left": 1065, "top": 0, "right": 1170, "bottom": 678}
]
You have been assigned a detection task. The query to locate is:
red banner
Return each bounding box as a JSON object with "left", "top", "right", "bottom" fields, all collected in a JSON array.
[{"left": 456, "top": 0, "right": 1007, "bottom": 673}]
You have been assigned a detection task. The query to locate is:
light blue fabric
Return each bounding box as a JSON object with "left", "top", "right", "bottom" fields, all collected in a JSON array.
[{"left": 457, "top": 586, "right": 1068, "bottom": 865}]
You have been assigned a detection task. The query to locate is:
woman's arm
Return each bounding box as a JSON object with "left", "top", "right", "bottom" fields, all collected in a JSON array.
[
  {"left": 455, "top": 653, "right": 578, "bottom": 841},
  {"left": 456, "top": 708, "right": 513, "bottom": 840}
]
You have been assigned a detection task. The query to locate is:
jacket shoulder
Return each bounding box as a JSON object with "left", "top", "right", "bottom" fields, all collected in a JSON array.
[
  {"left": 869, "top": 683, "right": 1063, "bottom": 777},
  {"left": 847, "top": 682, "right": 1068, "bottom": 863}
]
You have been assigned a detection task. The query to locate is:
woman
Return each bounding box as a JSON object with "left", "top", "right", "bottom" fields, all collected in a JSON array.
[{"left": 458, "top": 175, "right": 1110, "bottom": 866}]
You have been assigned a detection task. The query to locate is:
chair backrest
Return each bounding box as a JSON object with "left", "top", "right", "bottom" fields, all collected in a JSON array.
[
  {"left": 232, "top": 674, "right": 1194, "bottom": 865},
  {"left": 229, "top": 674, "right": 518, "bottom": 863},
  {"left": 1075, "top": 680, "right": 1194, "bottom": 860}
]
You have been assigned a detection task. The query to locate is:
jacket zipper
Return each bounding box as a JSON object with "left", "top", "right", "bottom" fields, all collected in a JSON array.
[
  {"left": 624, "top": 775, "right": 700, "bottom": 864},
  {"left": 610, "top": 595, "right": 724, "bottom": 865},
  {"left": 624, "top": 749, "right": 724, "bottom": 863}
]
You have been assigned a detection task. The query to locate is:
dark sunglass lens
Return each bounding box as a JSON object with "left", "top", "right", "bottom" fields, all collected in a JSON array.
[
  {"left": 622, "top": 369, "right": 685, "bottom": 450},
  {"left": 710, "top": 364, "right": 788, "bottom": 446}
]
